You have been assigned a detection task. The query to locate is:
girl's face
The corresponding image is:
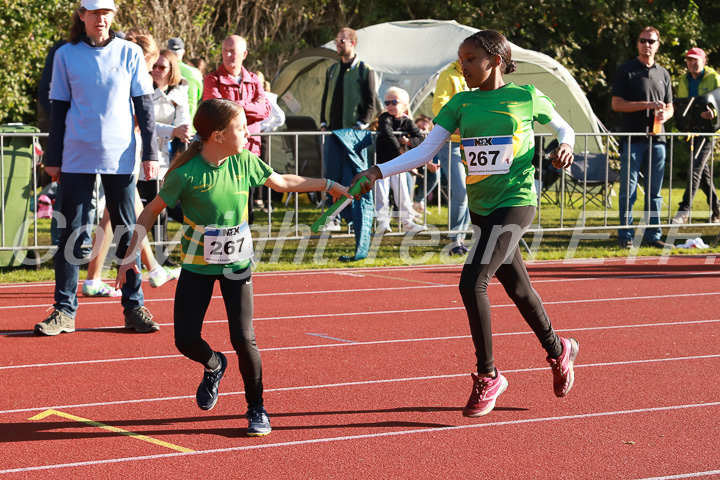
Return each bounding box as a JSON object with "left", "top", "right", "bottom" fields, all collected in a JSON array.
[
  {"left": 384, "top": 93, "right": 407, "bottom": 118},
  {"left": 458, "top": 41, "right": 499, "bottom": 89},
  {"left": 217, "top": 111, "right": 250, "bottom": 153},
  {"left": 79, "top": 9, "right": 114, "bottom": 41},
  {"left": 152, "top": 55, "right": 171, "bottom": 85}
]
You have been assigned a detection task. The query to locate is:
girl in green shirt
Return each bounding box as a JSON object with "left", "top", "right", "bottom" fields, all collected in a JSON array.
[
  {"left": 353, "top": 30, "right": 579, "bottom": 418},
  {"left": 117, "top": 98, "right": 350, "bottom": 437}
]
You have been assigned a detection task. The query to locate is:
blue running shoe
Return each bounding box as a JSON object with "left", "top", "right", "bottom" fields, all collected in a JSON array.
[
  {"left": 196, "top": 352, "right": 227, "bottom": 411},
  {"left": 246, "top": 405, "right": 271, "bottom": 437}
]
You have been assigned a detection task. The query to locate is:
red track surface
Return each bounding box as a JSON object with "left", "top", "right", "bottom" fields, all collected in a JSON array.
[{"left": 2, "top": 255, "right": 720, "bottom": 479}]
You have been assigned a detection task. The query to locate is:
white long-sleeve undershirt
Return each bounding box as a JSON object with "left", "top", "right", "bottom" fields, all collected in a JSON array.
[{"left": 377, "top": 109, "right": 575, "bottom": 179}]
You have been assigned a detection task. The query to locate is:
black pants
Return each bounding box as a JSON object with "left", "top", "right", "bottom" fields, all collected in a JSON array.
[
  {"left": 459, "top": 206, "right": 562, "bottom": 374},
  {"left": 679, "top": 136, "right": 719, "bottom": 212},
  {"left": 136, "top": 180, "right": 168, "bottom": 245},
  {"left": 174, "top": 267, "right": 263, "bottom": 407}
]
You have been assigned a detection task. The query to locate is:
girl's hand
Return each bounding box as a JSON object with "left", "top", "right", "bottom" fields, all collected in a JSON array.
[
  {"left": 115, "top": 261, "right": 141, "bottom": 290},
  {"left": 173, "top": 124, "right": 193, "bottom": 143},
  {"left": 551, "top": 143, "right": 574, "bottom": 169},
  {"left": 329, "top": 182, "right": 353, "bottom": 202},
  {"left": 427, "top": 162, "right": 440, "bottom": 173},
  {"left": 350, "top": 165, "right": 382, "bottom": 199}
]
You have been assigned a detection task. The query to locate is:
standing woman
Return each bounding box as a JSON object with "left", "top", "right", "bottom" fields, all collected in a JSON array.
[
  {"left": 117, "top": 98, "right": 350, "bottom": 436},
  {"left": 35, "top": 0, "right": 160, "bottom": 335},
  {"left": 353, "top": 30, "right": 579, "bottom": 417}
]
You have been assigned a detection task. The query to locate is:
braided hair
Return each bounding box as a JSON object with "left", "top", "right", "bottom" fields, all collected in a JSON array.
[{"left": 463, "top": 30, "right": 517, "bottom": 75}]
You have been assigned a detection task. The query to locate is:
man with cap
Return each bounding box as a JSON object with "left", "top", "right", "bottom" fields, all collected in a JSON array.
[
  {"left": 611, "top": 26, "right": 674, "bottom": 249},
  {"left": 167, "top": 37, "right": 203, "bottom": 121},
  {"left": 671, "top": 47, "right": 720, "bottom": 224}
]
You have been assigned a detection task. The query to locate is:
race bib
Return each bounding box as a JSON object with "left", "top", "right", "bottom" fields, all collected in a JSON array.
[
  {"left": 462, "top": 135, "right": 514, "bottom": 175},
  {"left": 204, "top": 222, "right": 253, "bottom": 264}
]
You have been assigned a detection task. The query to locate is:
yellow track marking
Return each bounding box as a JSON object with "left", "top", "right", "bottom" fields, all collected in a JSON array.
[{"left": 29, "top": 409, "right": 194, "bottom": 453}]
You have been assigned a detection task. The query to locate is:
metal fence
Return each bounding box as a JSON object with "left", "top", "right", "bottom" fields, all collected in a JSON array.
[{"left": 1, "top": 129, "right": 719, "bottom": 265}]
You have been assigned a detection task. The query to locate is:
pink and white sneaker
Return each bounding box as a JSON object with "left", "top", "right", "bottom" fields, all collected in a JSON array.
[
  {"left": 462, "top": 370, "right": 509, "bottom": 417},
  {"left": 547, "top": 337, "right": 579, "bottom": 397}
]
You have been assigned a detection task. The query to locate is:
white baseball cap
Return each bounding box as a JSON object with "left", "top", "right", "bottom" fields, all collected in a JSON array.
[{"left": 81, "top": 0, "right": 117, "bottom": 11}]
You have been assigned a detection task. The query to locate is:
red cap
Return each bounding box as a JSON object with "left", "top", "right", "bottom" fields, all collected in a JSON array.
[{"left": 686, "top": 47, "right": 706, "bottom": 59}]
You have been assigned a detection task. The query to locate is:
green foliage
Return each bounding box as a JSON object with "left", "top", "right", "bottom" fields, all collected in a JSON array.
[
  {"left": 3, "top": 0, "right": 720, "bottom": 129},
  {"left": 0, "top": 0, "right": 75, "bottom": 124}
]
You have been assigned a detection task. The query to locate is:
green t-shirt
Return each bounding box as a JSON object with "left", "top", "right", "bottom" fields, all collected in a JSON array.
[
  {"left": 179, "top": 62, "right": 204, "bottom": 122},
  {"left": 434, "top": 83, "right": 554, "bottom": 215},
  {"left": 159, "top": 150, "right": 273, "bottom": 275}
]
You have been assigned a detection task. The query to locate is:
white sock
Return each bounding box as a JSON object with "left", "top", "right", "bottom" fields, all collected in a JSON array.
[{"left": 84, "top": 279, "right": 100, "bottom": 287}]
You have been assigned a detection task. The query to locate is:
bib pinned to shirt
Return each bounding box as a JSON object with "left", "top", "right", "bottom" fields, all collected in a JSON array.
[{"left": 462, "top": 135, "right": 514, "bottom": 175}]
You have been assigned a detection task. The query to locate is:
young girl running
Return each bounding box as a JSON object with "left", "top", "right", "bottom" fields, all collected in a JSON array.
[
  {"left": 374, "top": 86, "right": 426, "bottom": 233},
  {"left": 117, "top": 98, "right": 350, "bottom": 436},
  {"left": 353, "top": 30, "right": 579, "bottom": 417}
]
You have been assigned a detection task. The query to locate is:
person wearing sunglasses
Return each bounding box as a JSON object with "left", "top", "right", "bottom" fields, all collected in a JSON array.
[{"left": 611, "top": 26, "right": 674, "bottom": 250}]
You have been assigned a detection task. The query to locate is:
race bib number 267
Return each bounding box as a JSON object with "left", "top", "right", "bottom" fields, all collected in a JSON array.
[
  {"left": 461, "top": 135, "right": 514, "bottom": 176},
  {"left": 204, "top": 222, "right": 253, "bottom": 264}
]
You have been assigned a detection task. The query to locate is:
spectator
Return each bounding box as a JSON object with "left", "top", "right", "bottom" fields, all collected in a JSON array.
[
  {"left": 374, "top": 87, "right": 426, "bottom": 233},
  {"left": 318, "top": 27, "right": 377, "bottom": 238},
  {"left": 611, "top": 26, "right": 674, "bottom": 249},
  {"left": 671, "top": 47, "right": 720, "bottom": 224},
  {"left": 433, "top": 60, "right": 471, "bottom": 256},
  {"left": 412, "top": 114, "right": 441, "bottom": 214},
  {"left": 187, "top": 57, "right": 207, "bottom": 77},
  {"left": 203, "top": 35, "right": 270, "bottom": 158},
  {"left": 167, "top": 37, "right": 203, "bottom": 121},
  {"left": 35, "top": 0, "right": 159, "bottom": 336}
]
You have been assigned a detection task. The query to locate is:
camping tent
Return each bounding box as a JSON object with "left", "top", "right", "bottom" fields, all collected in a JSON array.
[{"left": 273, "top": 19, "right": 604, "bottom": 152}]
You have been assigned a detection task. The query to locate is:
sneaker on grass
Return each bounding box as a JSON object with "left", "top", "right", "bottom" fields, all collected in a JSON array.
[
  {"left": 246, "top": 405, "right": 271, "bottom": 436},
  {"left": 196, "top": 352, "right": 227, "bottom": 411},
  {"left": 82, "top": 281, "right": 121, "bottom": 297},
  {"left": 462, "top": 370, "right": 508, "bottom": 418},
  {"left": 34, "top": 309, "right": 75, "bottom": 336},
  {"left": 149, "top": 266, "right": 181, "bottom": 288},
  {"left": 547, "top": 336, "right": 579, "bottom": 397},
  {"left": 124, "top": 306, "right": 159, "bottom": 333}
]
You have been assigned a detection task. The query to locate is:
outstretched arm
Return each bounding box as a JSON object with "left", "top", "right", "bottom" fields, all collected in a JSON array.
[{"left": 263, "top": 173, "right": 352, "bottom": 202}]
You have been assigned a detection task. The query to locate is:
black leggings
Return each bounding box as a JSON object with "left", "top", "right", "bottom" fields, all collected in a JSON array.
[
  {"left": 459, "top": 206, "right": 562, "bottom": 374},
  {"left": 174, "top": 267, "right": 263, "bottom": 407}
]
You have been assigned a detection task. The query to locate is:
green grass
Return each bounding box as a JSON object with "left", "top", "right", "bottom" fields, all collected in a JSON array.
[{"left": 1, "top": 182, "right": 719, "bottom": 284}]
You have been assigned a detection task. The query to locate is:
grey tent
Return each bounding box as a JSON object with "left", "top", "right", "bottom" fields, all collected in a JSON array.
[{"left": 273, "top": 19, "right": 604, "bottom": 152}]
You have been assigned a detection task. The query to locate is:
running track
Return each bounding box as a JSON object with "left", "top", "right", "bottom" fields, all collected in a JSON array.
[{"left": 1, "top": 255, "right": 719, "bottom": 479}]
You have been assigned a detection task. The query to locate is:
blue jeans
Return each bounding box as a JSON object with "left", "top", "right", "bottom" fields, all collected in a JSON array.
[
  {"left": 618, "top": 139, "right": 666, "bottom": 243},
  {"left": 437, "top": 141, "right": 470, "bottom": 242},
  {"left": 54, "top": 172, "right": 143, "bottom": 317}
]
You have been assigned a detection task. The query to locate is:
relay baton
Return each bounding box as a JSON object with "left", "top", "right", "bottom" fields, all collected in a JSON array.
[{"left": 311, "top": 176, "right": 369, "bottom": 233}]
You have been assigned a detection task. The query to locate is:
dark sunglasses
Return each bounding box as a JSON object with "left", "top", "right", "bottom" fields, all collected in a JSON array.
[
  {"left": 384, "top": 100, "right": 399, "bottom": 106},
  {"left": 638, "top": 38, "right": 657, "bottom": 45},
  {"left": 152, "top": 64, "right": 169, "bottom": 71}
]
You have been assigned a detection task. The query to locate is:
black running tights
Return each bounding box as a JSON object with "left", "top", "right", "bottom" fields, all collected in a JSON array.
[
  {"left": 459, "top": 206, "right": 562, "bottom": 374},
  {"left": 174, "top": 267, "right": 263, "bottom": 407}
]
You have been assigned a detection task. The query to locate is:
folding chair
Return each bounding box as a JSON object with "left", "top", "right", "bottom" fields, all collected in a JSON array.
[{"left": 563, "top": 152, "right": 620, "bottom": 208}]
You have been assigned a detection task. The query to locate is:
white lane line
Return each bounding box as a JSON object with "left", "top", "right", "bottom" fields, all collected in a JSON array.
[
  {"left": 2, "top": 400, "right": 719, "bottom": 474},
  {"left": 3, "top": 318, "right": 720, "bottom": 371},
  {"left": 2, "top": 352, "right": 719, "bottom": 415},
  {"left": 636, "top": 470, "right": 720, "bottom": 480},
  {"left": 4, "top": 289, "right": 719, "bottom": 336},
  {"left": 3, "top": 269, "right": 719, "bottom": 310}
]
